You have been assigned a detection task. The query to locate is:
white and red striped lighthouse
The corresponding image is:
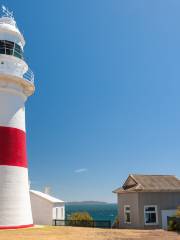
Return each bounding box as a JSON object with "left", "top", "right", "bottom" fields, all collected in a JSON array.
[{"left": 0, "top": 6, "right": 34, "bottom": 229}]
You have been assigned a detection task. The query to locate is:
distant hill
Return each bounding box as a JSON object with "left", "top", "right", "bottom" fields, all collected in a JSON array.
[{"left": 66, "top": 201, "right": 110, "bottom": 205}]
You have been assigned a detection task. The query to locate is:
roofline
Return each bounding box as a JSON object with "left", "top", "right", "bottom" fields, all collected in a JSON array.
[
  {"left": 114, "top": 174, "right": 180, "bottom": 193},
  {"left": 113, "top": 189, "right": 180, "bottom": 194},
  {"left": 112, "top": 188, "right": 120, "bottom": 194},
  {"left": 122, "top": 174, "right": 138, "bottom": 189},
  {"left": 30, "top": 190, "right": 64, "bottom": 203},
  {"left": 131, "top": 174, "right": 177, "bottom": 177}
]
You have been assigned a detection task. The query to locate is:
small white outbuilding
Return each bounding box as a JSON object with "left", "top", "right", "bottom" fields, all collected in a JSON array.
[{"left": 30, "top": 190, "right": 65, "bottom": 225}]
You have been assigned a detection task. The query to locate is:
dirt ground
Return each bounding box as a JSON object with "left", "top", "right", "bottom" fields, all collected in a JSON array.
[{"left": 0, "top": 226, "right": 179, "bottom": 240}]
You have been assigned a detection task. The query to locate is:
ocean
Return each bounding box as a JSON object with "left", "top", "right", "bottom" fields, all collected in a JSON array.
[{"left": 65, "top": 203, "right": 117, "bottom": 223}]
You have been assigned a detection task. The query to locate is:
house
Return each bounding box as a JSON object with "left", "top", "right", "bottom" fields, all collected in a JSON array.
[
  {"left": 113, "top": 174, "right": 180, "bottom": 229},
  {"left": 30, "top": 190, "right": 65, "bottom": 225}
]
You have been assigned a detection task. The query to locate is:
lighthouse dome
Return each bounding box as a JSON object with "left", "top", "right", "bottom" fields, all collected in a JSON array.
[{"left": 0, "top": 17, "right": 25, "bottom": 48}]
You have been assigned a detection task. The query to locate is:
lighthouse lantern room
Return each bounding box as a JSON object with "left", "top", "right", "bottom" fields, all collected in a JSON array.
[{"left": 0, "top": 6, "right": 34, "bottom": 229}]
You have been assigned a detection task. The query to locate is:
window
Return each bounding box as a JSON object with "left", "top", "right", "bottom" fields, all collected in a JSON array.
[
  {"left": 0, "top": 40, "right": 23, "bottom": 59},
  {"left": 144, "top": 205, "right": 158, "bottom": 225},
  {"left": 124, "top": 205, "right": 131, "bottom": 224}
]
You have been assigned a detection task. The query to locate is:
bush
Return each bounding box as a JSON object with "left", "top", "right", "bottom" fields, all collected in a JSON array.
[
  {"left": 112, "top": 216, "right": 119, "bottom": 228},
  {"left": 176, "top": 206, "right": 180, "bottom": 217},
  {"left": 67, "top": 212, "right": 94, "bottom": 227},
  {"left": 168, "top": 218, "right": 177, "bottom": 231},
  {"left": 69, "top": 212, "right": 93, "bottom": 221},
  {"left": 168, "top": 207, "right": 180, "bottom": 231}
]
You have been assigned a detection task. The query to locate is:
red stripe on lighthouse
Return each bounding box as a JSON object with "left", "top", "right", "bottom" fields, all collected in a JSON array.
[{"left": 0, "top": 126, "right": 27, "bottom": 168}]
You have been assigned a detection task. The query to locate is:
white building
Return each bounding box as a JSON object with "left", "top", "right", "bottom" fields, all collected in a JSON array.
[{"left": 30, "top": 190, "right": 65, "bottom": 225}]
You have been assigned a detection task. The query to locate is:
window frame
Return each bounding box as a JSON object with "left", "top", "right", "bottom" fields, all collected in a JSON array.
[
  {"left": 144, "top": 205, "right": 158, "bottom": 226},
  {"left": 124, "top": 205, "right": 131, "bottom": 224},
  {"left": 0, "top": 40, "right": 23, "bottom": 59}
]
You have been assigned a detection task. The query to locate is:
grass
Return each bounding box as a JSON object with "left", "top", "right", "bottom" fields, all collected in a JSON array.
[{"left": 0, "top": 226, "right": 179, "bottom": 240}]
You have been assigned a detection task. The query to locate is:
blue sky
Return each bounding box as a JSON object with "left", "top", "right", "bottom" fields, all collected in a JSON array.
[{"left": 3, "top": 0, "right": 180, "bottom": 202}]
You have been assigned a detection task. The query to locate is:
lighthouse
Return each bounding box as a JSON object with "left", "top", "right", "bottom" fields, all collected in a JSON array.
[{"left": 0, "top": 6, "right": 34, "bottom": 229}]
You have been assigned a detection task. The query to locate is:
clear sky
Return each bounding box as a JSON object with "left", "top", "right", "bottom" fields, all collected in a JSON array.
[{"left": 3, "top": 0, "right": 180, "bottom": 202}]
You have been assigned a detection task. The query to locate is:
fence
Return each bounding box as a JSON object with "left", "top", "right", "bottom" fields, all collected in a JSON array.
[{"left": 53, "top": 219, "right": 111, "bottom": 229}]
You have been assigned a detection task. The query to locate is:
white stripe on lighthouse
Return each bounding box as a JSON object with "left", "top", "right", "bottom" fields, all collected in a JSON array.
[
  {"left": 0, "top": 166, "right": 33, "bottom": 226},
  {"left": 0, "top": 90, "right": 26, "bottom": 131}
]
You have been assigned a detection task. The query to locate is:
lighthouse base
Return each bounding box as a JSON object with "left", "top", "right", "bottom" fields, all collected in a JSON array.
[
  {"left": 0, "top": 166, "right": 33, "bottom": 228},
  {"left": 0, "top": 224, "right": 34, "bottom": 230}
]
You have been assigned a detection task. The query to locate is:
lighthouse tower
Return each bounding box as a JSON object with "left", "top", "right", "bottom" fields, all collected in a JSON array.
[{"left": 0, "top": 6, "right": 34, "bottom": 229}]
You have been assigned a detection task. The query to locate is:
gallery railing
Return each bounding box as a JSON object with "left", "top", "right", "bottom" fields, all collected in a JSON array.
[
  {"left": 23, "top": 67, "right": 34, "bottom": 84},
  {"left": 52, "top": 219, "right": 111, "bottom": 228}
]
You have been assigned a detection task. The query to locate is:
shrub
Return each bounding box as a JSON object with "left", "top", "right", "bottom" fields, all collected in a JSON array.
[
  {"left": 69, "top": 212, "right": 93, "bottom": 221},
  {"left": 112, "top": 216, "right": 119, "bottom": 228},
  {"left": 168, "top": 207, "right": 180, "bottom": 231},
  {"left": 176, "top": 206, "right": 180, "bottom": 217},
  {"left": 68, "top": 212, "right": 93, "bottom": 227},
  {"left": 168, "top": 218, "right": 177, "bottom": 231}
]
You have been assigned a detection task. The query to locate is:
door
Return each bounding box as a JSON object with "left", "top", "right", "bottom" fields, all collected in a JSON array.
[{"left": 52, "top": 207, "right": 64, "bottom": 220}]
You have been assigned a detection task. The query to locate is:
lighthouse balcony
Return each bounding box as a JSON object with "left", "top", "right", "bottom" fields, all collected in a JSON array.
[
  {"left": 0, "top": 61, "right": 34, "bottom": 96},
  {"left": 0, "top": 61, "right": 34, "bottom": 84}
]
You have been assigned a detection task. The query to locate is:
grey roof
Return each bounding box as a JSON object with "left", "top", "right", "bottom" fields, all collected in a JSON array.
[{"left": 113, "top": 174, "right": 180, "bottom": 193}]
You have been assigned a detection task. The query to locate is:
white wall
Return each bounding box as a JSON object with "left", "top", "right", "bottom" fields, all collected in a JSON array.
[
  {"left": 30, "top": 192, "right": 65, "bottom": 225},
  {"left": 30, "top": 192, "right": 53, "bottom": 225}
]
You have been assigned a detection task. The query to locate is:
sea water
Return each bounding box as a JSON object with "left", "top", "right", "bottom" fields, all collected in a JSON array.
[{"left": 65, "top": 203, "right": 117, "bottom": 223}]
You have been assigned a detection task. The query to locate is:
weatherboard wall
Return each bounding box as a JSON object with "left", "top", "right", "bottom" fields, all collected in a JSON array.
[
  {"left": 30, "top": 192, "right": 65, "bottom": 225},
  {"left": 118, "top": 192, "right": 140, "bottom": 228}
]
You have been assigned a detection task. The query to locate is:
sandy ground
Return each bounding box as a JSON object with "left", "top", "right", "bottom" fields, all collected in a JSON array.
[{"left": 0, "top": 226, "right": 179, "bottom": 240}]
